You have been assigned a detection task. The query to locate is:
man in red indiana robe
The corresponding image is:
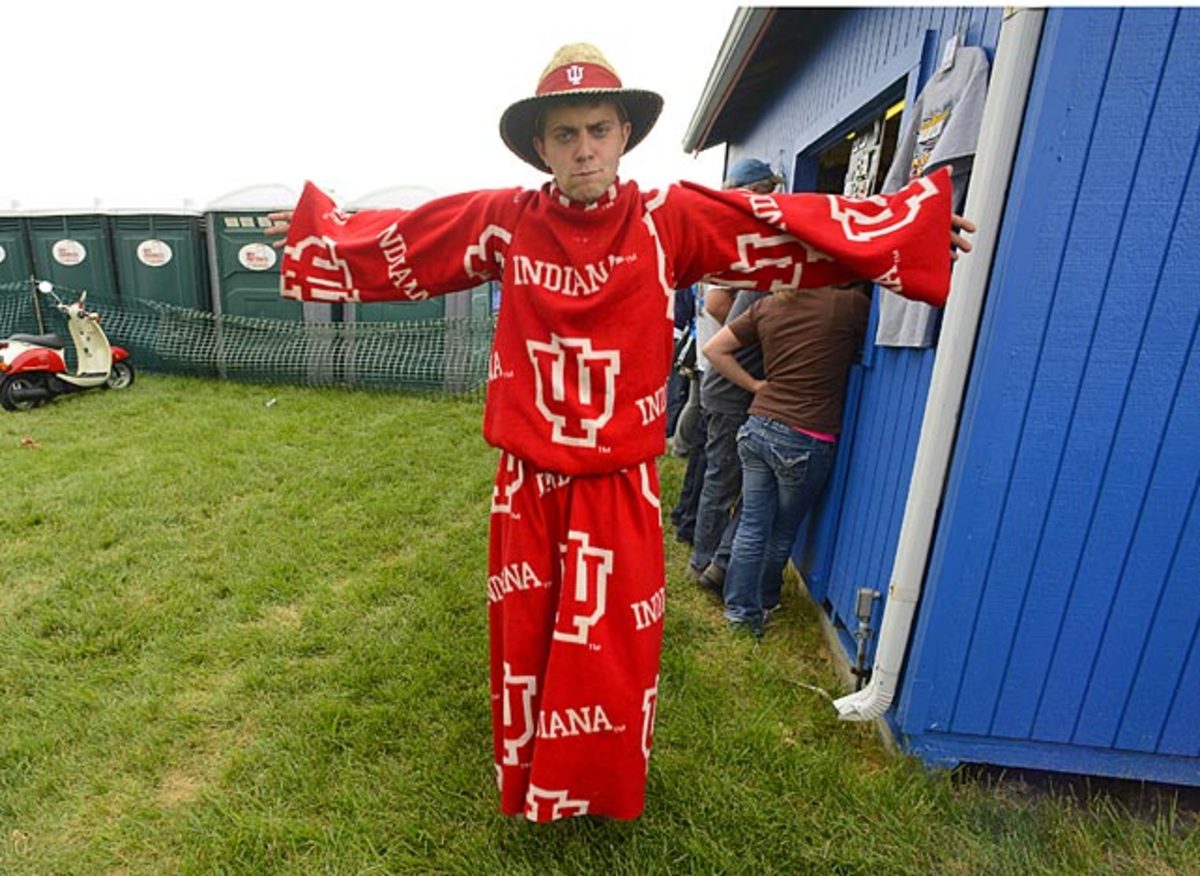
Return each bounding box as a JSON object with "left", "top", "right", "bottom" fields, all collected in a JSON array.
[{"left": 266, "top": 42, "right": 974, "bottom": 823}]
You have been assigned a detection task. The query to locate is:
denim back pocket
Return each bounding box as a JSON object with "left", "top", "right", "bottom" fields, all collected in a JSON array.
[{"left": 769, "top": 442, "right": 812, "bottom": 485}]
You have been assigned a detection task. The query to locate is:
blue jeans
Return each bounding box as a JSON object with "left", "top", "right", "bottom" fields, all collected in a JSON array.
[
  {"left": 723, "top": 416, "right": 836, "bottom": 632},
  {"left": 690, "top": 410, "right": 747, "bottom": 572}
]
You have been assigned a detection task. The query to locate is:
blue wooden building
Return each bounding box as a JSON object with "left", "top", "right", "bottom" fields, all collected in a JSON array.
[{"left": 685, "top": 7, "right": 1199, "bottom": 786}]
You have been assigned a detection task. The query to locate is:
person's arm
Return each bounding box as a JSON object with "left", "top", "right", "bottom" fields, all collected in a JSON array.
[
  {"left": 658, "top": 166, "right": 974, "bottom": 308},
  {"left": 704, "top": 286, "right": 737, "bottom": 324},
  {"left": 266, "top": 181, "right": 525, "bottom": 304},
  {"left": 703, "top": 325, "right": 766, "bottom": 395}
]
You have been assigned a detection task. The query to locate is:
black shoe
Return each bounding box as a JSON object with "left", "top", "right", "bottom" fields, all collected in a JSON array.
[
  {"left": 697, "top": 571, "right": 724, "bottom": 603},
  {"left": 699, "top": 562, "right": 725, "bottom": 593}
]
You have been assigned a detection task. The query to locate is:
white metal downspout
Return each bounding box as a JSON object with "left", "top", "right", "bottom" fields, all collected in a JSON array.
[{"left": 834, "top": 7, "right": 1047, "bottom": 721}]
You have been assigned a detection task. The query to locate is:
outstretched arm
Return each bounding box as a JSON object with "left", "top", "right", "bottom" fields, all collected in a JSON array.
[
  {"left": 660, "top": 166, "right": 972, "bottom": 307},
  {"left": 265, "top": 182, "right": 526, "bottom": 304}
]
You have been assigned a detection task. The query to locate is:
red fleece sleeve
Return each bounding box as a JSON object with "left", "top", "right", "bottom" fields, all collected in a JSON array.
[
  {"left": 660, "top": 166, "right": 955, "bottom": 307},
  {"left": 280, "top": 182, "right": 527, "bottom": 304}
]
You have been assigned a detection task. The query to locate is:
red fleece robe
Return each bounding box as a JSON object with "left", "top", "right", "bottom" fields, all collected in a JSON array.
[{"left": 279, "top": 170, "right": 954, "bottom": 820}]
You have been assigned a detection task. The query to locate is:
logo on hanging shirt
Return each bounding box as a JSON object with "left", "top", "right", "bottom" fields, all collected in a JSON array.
[
  {"left": 527, "top": 335, "right": 620, "bottom": 448},
  {"left": 827, "top": 175, "right": 939, "bottom": 243},
  {"left": 553, "top": 530, "right": 612, "bottom": 645},
  {"left": 282, "top": 236, "right": 358, "bottom": 301}
]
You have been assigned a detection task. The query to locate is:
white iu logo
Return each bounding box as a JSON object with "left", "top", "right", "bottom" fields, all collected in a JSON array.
[
  {"left": 827, "top": 175, "right": 939, "bottom": 242},
  {"left": 566, "top": 64, "right": 585, "bottom": 86},
  {"left": 527, "top": 335, "right": 620, "bottom": 448},
  {"left": 553, "top": 530, "right": 613, "bottom": 645},
  {"left": 502, "top": 662, "right": 537, "bottom": 766}
]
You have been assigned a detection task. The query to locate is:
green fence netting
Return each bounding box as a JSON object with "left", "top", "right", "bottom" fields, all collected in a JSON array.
[{"left": 0, "top": 280, "right": 495, "bottom": 395}]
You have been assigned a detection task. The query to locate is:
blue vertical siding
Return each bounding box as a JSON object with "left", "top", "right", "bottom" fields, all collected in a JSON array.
[
  {"left": 728, "top": 7, "right": 999, "bottom": 647},
  {"left": 717, "top": 4, "right": 1199, "bottom": 783},
  {"left": 902, "top": 8, "right": 1200, "bottom": 777}
]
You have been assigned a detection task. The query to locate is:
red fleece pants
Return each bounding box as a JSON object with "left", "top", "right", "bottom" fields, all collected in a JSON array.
[{"left": 487, "top": 452, "right": 665, "bottom": 822}]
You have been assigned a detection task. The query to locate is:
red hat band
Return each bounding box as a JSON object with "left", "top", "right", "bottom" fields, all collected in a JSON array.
[{"left": 537, "top": 62, "right": 623, "bottom": 95}]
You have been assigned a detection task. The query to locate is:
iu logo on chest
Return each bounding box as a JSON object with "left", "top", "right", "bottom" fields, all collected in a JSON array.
[{"left": 526, "top": 334, "right": 621, "bottom": 449}]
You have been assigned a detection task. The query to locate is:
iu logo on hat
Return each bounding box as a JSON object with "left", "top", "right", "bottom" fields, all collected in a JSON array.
[{"left": 566, "top": 64, "right": 585, "bottom": 86}]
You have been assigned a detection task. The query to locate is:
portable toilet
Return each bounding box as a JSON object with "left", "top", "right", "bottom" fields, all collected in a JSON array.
[
  {"left": 106, "top": 200, "right": 211, "bottom": 372},
  {"left": 24, "top": 199, "right": 120, "bottom": 300},
  {"left": 204, "top": 185, "right": 301, "bottom": 321},
  {"left": 0, "top": 202, "right": 35, "bottom": 287},
  {"left": 0, "top": 203, "right": 39, "bottom": 338},
  {"left": 108, "top": 201, "right": 209, "bottom": 311}
]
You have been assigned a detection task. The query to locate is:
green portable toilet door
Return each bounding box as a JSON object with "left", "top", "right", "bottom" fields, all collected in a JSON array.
[
  {"left": 212, "top": 212, "right": 302, "bottom": 321},
  {"left": 0, "top": 218, "right": 34, "bottom": 285},
  {"left": 28, "top": 215, "right": 119, "bottom": 297},
  {"left": 111, "top": 215, "right": 209, "bottom": 310}
]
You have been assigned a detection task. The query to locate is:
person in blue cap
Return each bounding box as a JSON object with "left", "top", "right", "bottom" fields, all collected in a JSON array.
[
  {"left": 724, "top": 157, "right": 785, "bottom": 192},
  {"left": 687, "top": 158, "right": 782, "bottom": 595}
]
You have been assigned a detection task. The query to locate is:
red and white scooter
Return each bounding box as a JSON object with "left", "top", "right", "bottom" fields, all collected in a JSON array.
[{"left": 0, "top": 281, "right": 135, "bottom": 411}]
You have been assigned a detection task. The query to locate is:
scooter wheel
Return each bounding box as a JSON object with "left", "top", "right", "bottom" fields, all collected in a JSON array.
[
  {"left": 104, "top": 361, "right": 136, "bottom": 391},
  {"left": 0, "top": 375, "right": 44, "bottom": 412}
]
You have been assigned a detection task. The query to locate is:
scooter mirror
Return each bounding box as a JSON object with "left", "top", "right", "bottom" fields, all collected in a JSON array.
[{"left": 37, "top": 281, "right": 53, "bottom": 294}]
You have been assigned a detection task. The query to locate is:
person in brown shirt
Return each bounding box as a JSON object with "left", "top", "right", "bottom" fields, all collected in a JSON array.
[{"left": 702, "top": 284, "right": 870, "bottom": 636}]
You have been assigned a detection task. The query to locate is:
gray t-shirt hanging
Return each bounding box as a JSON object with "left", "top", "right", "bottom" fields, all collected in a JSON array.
[{"left": 876, "top": 45, "right": 990, "bottom": 347}]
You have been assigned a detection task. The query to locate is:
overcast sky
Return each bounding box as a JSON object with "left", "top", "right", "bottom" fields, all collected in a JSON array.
[{"left": 7, "top": 0, "right": 740, "bottom": 210}]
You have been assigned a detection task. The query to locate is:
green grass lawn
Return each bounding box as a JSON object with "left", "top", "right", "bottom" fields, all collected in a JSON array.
[{"left": 1, "top": 374, "right": 1196, "bottom": 875}]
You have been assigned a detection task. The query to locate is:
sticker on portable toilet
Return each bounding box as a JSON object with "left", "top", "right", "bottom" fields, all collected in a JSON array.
[
  {"left": 137, "top": 239, "right": 174, "bottom": 267},
  {"left": 0, "top": 244, "right": 6, "bottom": 265},
  {"left": 238, "top": 242, "right": 277, "bottom": 271},
  {"left": 53, "top": 239, "right": 87, "bottom": 266}
]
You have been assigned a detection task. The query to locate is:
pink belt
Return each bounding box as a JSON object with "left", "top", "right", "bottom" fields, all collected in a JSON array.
[{"left": 793, "top": 425, "right": 837, "bottom": 443}]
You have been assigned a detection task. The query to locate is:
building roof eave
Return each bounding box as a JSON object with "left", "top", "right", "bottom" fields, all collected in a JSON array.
[{"left": 681, "top": 7, "right": 776, "bottom": 155}]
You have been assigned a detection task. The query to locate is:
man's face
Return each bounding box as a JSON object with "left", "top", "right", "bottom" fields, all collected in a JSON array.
[{"left": 534, "top": 101, "right": 631, "bottom": 204}]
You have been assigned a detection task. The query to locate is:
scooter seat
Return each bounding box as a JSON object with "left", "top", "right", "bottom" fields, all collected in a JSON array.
[{"left": 9, "top": 333, "right": 65, "bottom": 348}]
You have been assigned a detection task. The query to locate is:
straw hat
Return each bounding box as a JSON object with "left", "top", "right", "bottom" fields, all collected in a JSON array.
[{"left": 500, "top": 43, "right": 664, "bottom": 173}]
